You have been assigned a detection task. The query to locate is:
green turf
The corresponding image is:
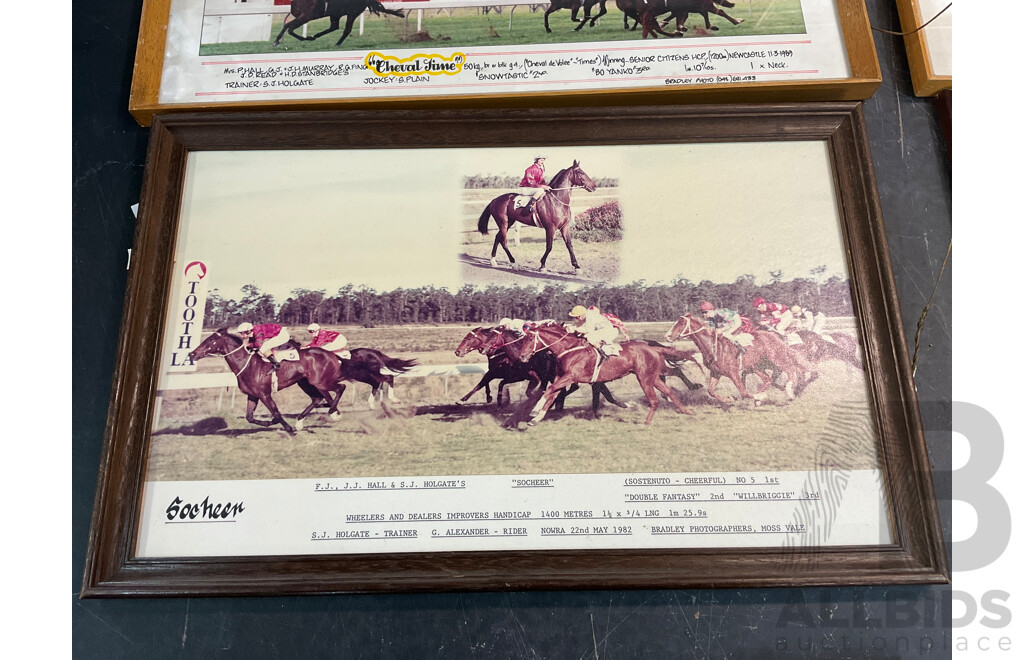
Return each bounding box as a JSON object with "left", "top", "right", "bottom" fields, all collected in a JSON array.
[{"left": 199, "top": 1, "right": 807, "bottom": 55}]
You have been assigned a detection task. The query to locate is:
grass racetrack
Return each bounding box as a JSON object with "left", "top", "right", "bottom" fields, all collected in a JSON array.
[
  {"left": 198, "top": 1, "right": 808, "bottom": 55},
  {"left": 146, "top": 321, "right": 880, "bottom": 481}
]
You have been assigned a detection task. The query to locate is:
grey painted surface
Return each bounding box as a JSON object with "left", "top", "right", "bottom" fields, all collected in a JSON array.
[{"left": 72, "top": 1, "right": 951, "bottom": 656}]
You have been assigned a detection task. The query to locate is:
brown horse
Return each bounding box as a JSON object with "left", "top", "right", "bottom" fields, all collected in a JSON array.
[
  {"left": 454, "top": 327, "right": 555, "bottom": 406},
  {"left": 502, "top": 323, "right": 694, "bottom": 426},
  {"left": 626, "top": 0, "right": 744, "bottom": 39},
  {"left": 794, "top": 330, "right": 863, "bottom": 371},
  {"left": 477, "top": 161, "right": 596, "bottom": 274},
  {"left": 188, "top": 329, "right": 346, "bottom": 434},
  {"left": 666, "top": 315, "right": 816, "bottom": 403},
  {"left": 272, "top": 0, "right": 404, "bottom": 48}
]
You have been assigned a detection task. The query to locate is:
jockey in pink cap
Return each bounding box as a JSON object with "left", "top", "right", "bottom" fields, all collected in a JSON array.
[{"left": 303, "top": 323, "right": 350, "bottom": 358}]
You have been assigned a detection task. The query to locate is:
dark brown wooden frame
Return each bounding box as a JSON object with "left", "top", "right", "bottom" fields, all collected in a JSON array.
[
  {"left": 82, "top": 103, "right": 948, "bottom": 597},
  {"left": 128, "top": 0, "right": 881, "bottom": 126}
]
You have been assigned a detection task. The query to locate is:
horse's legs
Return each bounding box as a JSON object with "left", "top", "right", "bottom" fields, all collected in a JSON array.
[
  {"left": 384, "top": 375, "right": 399, "bottom": 402},
  {"left": 588, "top": 1, "right": 608, "bottom": 27},
  {"left": 276, "top": 16, "right": 312, "bottom": 45},
  {"left": 295, "top": 380, "right": 326, "bottom": 426},
  {"left": 529, "top": 375, "right": 576, "bottom": 424},
  {"left": 490, "top": 216, "right": 516, "bottom": 269},
  {"left": 310, "top": 15, "right": 341, "bottom": 41},
  {"left": 573, "top": 4, "right": 586, "bottom": 30},
  {"left": 538, "top": 226, "right": 556, "bottom": 272},
  {"left": 335, "top": 14, "right": 358, "bottom": 46},
  {"left": 460, "top": 373, "right": 497, "bottom": 403},
  {"left": 571, "top": 5, "right": 582, "bottom": 24},
  {"left": 259, "top": 393, "right": 295, "bottom": 433},
  {"left": 705, "top": 374, "right": 731, "bottom": 403},
  {"left": 559, "top": 223, "right": 581, "bottom": 271},
  {"left": 553, "top": 383, "right": 578, "bottom": 411},
  {"left": 652, "top": 376, "right": 693, "bottom": 416},
  {"left": 711, "top": 6, "right": 743, "bottom": 25},
  {"left": 244, "top": 395, "right": 275, "bottom": 427},
  {"left": 544, "top": 6, "right": 556, "bottom": 32},
  {"left": 596, "top": 382, "right": 628, "bottom": 408},
  {"left": 634, "top": 374, "right": 661, "bottom": 425}
]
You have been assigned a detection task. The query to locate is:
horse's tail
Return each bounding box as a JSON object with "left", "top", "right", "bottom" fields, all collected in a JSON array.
[
  {"left": 367, "top": 0, "right": 404, "bottom": 18},
  {"left": 380, "top": 356, "right": 418, "bottom": 375},
  {"left": 715, "top": 0, "right": 737, "bottom": 7},
  {"left": 478, "top": 205, "right": 492, "bottom": 235},
  {"left": 648, "top": 342, "right": 700, "bottom": 366}
]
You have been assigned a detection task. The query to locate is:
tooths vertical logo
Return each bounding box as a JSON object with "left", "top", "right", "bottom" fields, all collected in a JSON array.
[{"left": 168, "top": 261, "right": 208, "bottom": 371}]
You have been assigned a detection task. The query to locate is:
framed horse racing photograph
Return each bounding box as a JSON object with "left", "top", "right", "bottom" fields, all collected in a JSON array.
[
  {"left": 127, "top": 0, "right": 881, "bottom": 125},
  {"left": 82, "top": 104, "right": 948, "bottom": 597}
]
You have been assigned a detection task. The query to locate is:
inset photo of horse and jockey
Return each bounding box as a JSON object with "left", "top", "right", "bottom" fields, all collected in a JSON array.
[
  {"left": 147, "top": 141, "right": 880, "bottom": 483},
  {"left": 196, "top": 0, "right": 808, "bottom": 56}
]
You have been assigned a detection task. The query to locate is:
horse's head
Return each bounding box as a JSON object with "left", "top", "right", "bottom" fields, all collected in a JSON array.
[
  {"left": 188, "top": 328, "right": 243, "bottom": 362},
  {"left": 455, "top": 327, "right": 490, "bottom": 357},
  {"left": 666, "top": 314, "right": 705, "bottom": 342},
  {"left": 569, "top": 160, "right": 597, "bottom": 192}
]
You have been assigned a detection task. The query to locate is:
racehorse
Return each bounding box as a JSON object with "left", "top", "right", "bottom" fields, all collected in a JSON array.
[
  {"left": 455, "top": 327, "right": 627, "bottom": 417},
  {"left": 188, "top": 328, "right": 346, "bottom": 434},
  {"left": 338, "top": 348, "right": 418, "bottom": 409},
  {"left": 502, "top": 324, "right": 694, "bottom": 426},
  {"left": 622, "top": 0, "right": 744, "bottom": 39},
  {"left": 477, "top": 161, "right": 596, "bottom": 274},
  {"left": 666, "top": 315, "right": 816, "bottom": 403},
  {"left": 543, "top": 0, "right": 613, "bottom": 33},
  {"left": 454, "top": 327, "right": 556, "bottom": 407},
  {"left": 272, "top": 0, "right": 404, "bottom": 48},
  {"left": 794, "top": 330, "right": 863, "bottom": 371}
]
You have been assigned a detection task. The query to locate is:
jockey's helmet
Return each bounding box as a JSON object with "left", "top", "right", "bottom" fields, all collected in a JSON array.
[
  {"left": 236, "top": 321, "right": 254, "bottom": 334},
  {"left": 308, "top": 323, "right": 321, "bottom": 333},
  {"left": 791, "top": 305, "right": 803, "bottom": 315},
  {"left": 699, "top": 302, "right": 715, "bottom": 312},
  {"left": 498, "top": 317, "right": 513, "bottom": 328},
  {"left": 569, "top": 305, "right": 587, "bottom": 318}
]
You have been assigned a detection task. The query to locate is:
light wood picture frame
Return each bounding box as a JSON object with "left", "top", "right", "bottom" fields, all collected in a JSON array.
[
  {"left": 128, "top": 0, "right": 881, "bottom": 126},
  {"left": 894, "top": 0, "right": 951, "bottom": 97}
]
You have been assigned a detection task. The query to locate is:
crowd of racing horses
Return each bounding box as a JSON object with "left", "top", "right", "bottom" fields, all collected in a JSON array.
[{"left": 187, "top": 313, "right": 862, "bottom": 434}]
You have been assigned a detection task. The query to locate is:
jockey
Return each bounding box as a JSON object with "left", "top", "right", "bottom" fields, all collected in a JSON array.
[
  {"left": 497, "top": 317, "right": 528, "bottom": 335},
  {"left": 568, "top": 305, "right": 621, "bottom": 356},
  {"left": 303, "top": 322, "right": 350, "bottom": 357},
  {"left": 236, "top": 321, "right": 290, "bottom": 369},
  {"left": 519, "top": 156, "right": 550, "bottom": 215},
  {"left": 753, "top": 297, "right": 794, "bottom": 334},
  {"left": 790, "top": 305, "right": 837, "bottom": 344},
  {"left": 699, "top": 302, "right": 754, "bottom": 349}
]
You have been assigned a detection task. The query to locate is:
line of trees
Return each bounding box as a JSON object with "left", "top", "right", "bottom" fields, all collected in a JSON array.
[{"left": 203, "top": 271, "right": 854, "bottom": 329}]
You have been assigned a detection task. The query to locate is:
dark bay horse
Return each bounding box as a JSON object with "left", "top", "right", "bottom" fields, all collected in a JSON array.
[
  {"left": 503, "top": 324, "right": 694, "bottom": 426},
  {"left": 272, "top": 0, "right": 404, "bottom": 48},
  {"left": 337, "top": 348, "right": 418, "bottom": 409},
  {"left": 623, "top": 0, "right": 743, "bottom": 39},
  {"left": 454, "top": 327, "right": 555, "bottom": 406},
  {"left": 794, "top": 331, "right": 863, "bottom": 371},
  {"left": 188, "top": 329, "right": 346, "bottom": 434},
  {"left": 477, "top": 161, "right": 596, "bottom": 274},
  {"left": 666, "top": 315, "right": 816, "bottom": 403}
]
